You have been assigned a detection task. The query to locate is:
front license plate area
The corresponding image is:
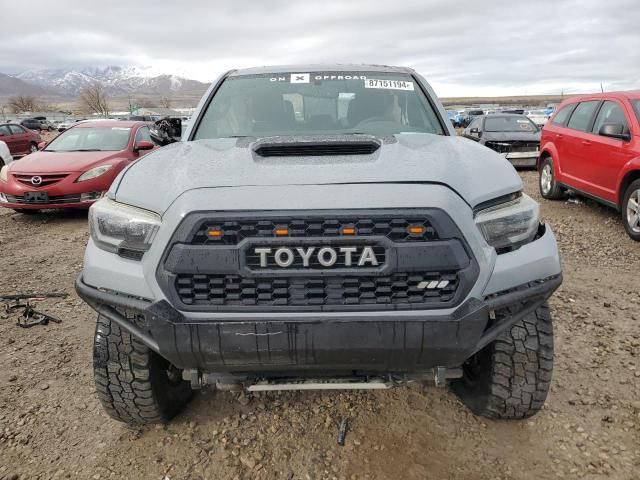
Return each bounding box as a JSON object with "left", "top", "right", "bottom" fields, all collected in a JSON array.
[{"left": 24, "top": 191, "right": 49, "bottom": 203}]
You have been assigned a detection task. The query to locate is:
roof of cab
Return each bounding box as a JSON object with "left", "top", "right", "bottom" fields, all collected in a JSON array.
[{"left": 229, "top": 64, "right": 415, "bottom": 76}]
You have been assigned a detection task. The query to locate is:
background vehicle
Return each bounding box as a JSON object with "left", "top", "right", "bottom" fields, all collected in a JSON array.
[
  {"left": 464, "top": 113, "right": 540, "bottom": 167},
  {"left": 460, "top": 109, "right": 484, "bottom": 128},
  {"left": 76, "top": 65, "right": 561, "bottom": 426},
  {"left": 0, "top": 140, "right": 12, "bottom": 167},
  {"left": 57, "top": 119, "right": 84, "bottom": 132},
  {"left": 0, "top": 120, "right": 154, "bottom": 213},
  {"left": 538, "top": 91, "right": 640, "bottom": 239},
  {"left": 20, "top": 118, "right": 52, "bottom": 131},
  {"left": 0, "top": 123, "right": 42, "bottom": 156},
  {"left": 525, "top": 109, "right": 551, "bottom": 128}
]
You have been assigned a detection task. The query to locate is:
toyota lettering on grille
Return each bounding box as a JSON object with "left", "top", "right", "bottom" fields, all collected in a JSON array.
[{"left": 253, "top": 246, "right": 380, "bottom": 268}]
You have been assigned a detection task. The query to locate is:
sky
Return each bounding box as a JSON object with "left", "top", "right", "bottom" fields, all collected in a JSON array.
[{"left": 1, "top": 0, "right": 639, "bottom": 97}]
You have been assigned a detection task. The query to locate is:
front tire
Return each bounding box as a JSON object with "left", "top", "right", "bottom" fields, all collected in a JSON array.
[
  {"left": 451, "top": 303, "right": 554, "bottom": 419},
  {"left": 539, "top": 156, "right": 564, "bottom": 199},
  {"left": 621, "top": 179, "right": 640, "bottom": 241},
  {"left": 93, "top": 314, "right": 193, "bottom": 425},
  {"left": 29, "top": 142, "right": 38, "bottom": 154}
]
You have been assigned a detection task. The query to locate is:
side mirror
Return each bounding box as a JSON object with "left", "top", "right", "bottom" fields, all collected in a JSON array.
[
  {"left": 599, "top": 123, "right": 631, "bottom": 141},
  {"left": 134, "top": 140, "right": 154, "bottom": 151},
  {"left": 38, "top": 141, "right": 47, "bottom": 150}
]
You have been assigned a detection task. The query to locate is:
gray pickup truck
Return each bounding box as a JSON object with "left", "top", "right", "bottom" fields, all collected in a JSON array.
[{"left": 76, "top": 65, "right": 562, "bottom": 425}]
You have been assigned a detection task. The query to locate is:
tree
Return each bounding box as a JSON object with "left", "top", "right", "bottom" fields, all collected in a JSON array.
[
  {"left": 79, "top": 82, "right": 110, "bottom": 116},
  {"left": 7, "top": 95, "right": 38, "bottom": 113},
  {"left": 159, "top": 95, "right": 172, "bottom": 109}
]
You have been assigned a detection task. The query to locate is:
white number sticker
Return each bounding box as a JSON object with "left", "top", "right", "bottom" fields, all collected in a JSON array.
[{"left": 364, "top": 79, "right": 414, "bottom": 91}]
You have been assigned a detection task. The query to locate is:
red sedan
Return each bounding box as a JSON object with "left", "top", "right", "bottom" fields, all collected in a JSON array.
[
  {"left": 0, "top": 123, "right": 42, "bottom": 158},
  {"left": 0, "top": 121, "right": 155, "bottom": 213}
]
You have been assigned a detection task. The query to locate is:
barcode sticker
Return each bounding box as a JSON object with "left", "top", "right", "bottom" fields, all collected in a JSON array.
[{"left": 364, "top": 79, "right": 414, "bottom": 91}]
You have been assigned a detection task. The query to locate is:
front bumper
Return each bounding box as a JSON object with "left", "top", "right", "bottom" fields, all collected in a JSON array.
[{"left": 75, "top": 272, "right": 561, "bottom": 375}]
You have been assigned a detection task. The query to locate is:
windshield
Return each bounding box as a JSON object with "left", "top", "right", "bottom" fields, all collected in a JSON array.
[
  {"left": 484, "top": 116, "right": 538, "bottom": 132},
  {"left": 45, "top": 127, "right": 131, "bottom": 152},
  {"left": 193, "top": 72, "right": 445, "bottom": 139}
]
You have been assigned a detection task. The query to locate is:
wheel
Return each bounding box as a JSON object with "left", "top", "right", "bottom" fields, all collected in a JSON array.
[
  {"left": 29, "top": 142, "right": 38, "bottom": 153},
  {"left": 451, "top": 303, "right": 554, "bottom": 419},
  {"left": 93, "top": 314, "right": 193, "bottom": 425},
  {"left": 621, "top": 179, "right": 640, "bottom": 241},
  {"left": 13, "top": 209, "right": 39, "bottom": 215},
  {"left": 539, "top": 156, "right": 564, "bottom": 199}
]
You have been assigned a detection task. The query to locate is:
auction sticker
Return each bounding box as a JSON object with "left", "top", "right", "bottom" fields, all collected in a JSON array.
[{"left": 364, "top": 79, "right": 414, "bottom": 91}]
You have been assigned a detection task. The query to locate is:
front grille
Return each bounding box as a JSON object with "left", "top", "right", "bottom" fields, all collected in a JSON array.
[
  {"left": 5, "top": 193, "right": 81, "bottom": 204},
  {"left": 192, "top": 217, "right": 438, "bottom": 245},
  {"left": 13, "top": 173, "right": 68, "bottom": 187},
  {"left": 485, "top": 141, "right": 539, "bottom": 154},
  {"left": 176, "top": 272, "right": 459, "bottom": 308}
]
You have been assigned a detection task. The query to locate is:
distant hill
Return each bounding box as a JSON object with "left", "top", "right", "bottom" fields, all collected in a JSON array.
[
  {"left": 0, "top": 72, "right": 57, "bottom": 97},
  {"left": 14, "top": 66, "right": 210, "bottom": 98}
]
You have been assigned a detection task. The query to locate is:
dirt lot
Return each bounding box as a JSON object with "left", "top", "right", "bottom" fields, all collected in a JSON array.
[{"left": 0, "top": 171, "right": 639, "bottom": 480}]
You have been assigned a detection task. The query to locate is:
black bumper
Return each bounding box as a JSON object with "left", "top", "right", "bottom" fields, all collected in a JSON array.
[{"left": 75, "top": 274, "right": 561, "bottom": 375}]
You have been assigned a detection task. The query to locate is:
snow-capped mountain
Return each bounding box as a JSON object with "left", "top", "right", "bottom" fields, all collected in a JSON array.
[{"left": 14, "top": 66, "right": 208, "bottom": 97}]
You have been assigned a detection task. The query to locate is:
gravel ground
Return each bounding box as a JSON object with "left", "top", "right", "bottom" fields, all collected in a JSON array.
[{"left": 0, "top": 170, "right": 639, "bottom": 480}]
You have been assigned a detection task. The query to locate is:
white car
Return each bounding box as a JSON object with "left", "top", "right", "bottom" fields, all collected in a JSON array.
[
  {"left": 526, "top": 109, "right": 550, "bottom": 128},
  {"left": 0, "top": 140, "right": 12, "bottom": 167}
]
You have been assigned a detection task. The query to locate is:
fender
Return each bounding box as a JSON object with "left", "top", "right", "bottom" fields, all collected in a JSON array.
[
  {"left": 538, "top": 140, "right": 560, "bottom": 176},
  {"left": 615, "top": 154, "right": 640, "bottom": 205}
]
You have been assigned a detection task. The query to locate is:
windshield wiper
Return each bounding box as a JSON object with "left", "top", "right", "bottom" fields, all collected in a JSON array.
[{"left": 73, "top": 149, "right": 104, "bottom": 152}]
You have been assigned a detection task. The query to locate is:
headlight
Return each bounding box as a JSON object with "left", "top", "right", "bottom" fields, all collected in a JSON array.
[
  {"left": 474, "top": 193, "right": 540, "bottom": 250},
  {"left": 77, "top": 165, "right": 112, "bottom": 182},
  {"left": 89, "top": 197, "right": 160, "bottom": 255},
  {"left": 0, "top": 166, "right": 7, "bottom": 183}
]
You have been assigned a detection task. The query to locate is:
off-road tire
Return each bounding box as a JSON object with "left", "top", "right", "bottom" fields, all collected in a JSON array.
[
  {"left": 93, "top": 314, "right": 192, "bottom": 425},
  {"left": 621, "top": 179, "right": 640, "bottom": 241},
  {"left": 451, "top": 302, "right": 554, "bottom": 419},
  {"left": 539, "top": 156, "right": 564, "bottom": 200}
]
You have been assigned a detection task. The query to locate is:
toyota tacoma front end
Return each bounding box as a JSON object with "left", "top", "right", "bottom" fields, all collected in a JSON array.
[{"left": 76, "top": 65, "right": 561, "bottom": 425}]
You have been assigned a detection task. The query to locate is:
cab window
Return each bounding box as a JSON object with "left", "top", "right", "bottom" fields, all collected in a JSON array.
[
  {"left": 592, "top": 101, "right": 629, "bottom": 135},
  {"left": 566, "top": 101, "right": 600, "bottom": 132}
]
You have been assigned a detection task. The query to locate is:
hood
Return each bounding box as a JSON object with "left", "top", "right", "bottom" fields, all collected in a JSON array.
[
  {"left": 9, "top": 150, "right": 127, "bottom": 174},
  {"left": 480, "top": 131, "right": 541, "bottom": 142},
  {"left": 113, "top": 134, "right": 523, "bottom": 213}
]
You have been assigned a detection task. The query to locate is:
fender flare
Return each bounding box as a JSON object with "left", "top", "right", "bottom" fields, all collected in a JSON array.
[
  {"left": 538, "top": 141, "right": 559, "bottom": 175},
  {"left": 615, "top": 156, "right": 640, "bottom": 205}
]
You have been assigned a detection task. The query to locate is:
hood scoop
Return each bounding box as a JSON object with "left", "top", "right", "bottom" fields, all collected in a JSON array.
[{"left": 253, "top": 137, "right": 381, "bottom": 157}]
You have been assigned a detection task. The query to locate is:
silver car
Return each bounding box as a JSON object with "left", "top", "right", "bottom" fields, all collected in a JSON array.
[{"left": 76, "top": 65, "right": 562, "bottom": 425}]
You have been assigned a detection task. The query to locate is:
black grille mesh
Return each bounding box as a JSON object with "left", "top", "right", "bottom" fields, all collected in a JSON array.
[
  {"left": 176, "top": 272, "right": 458, "bottom": 307},
  {"left": 192, "top": 217, "right": 438, "bottom": 245}
]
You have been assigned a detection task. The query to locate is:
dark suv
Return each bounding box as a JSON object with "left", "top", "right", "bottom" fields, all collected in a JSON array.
[{"left": 20, "top": 118, "right": 53, "bottom": 131}]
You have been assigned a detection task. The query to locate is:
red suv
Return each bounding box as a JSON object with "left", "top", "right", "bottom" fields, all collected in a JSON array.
[
  {"left": 0, "top": 123, "right": 42, "bottom": 159},
  {"left": 538, "top": 91, "right": 640, "bottom": 239}
]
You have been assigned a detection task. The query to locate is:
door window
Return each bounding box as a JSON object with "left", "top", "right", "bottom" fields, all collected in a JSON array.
[
  {"left": 566, "top": 101, "right": 600, "bottom": 132},
  {"left": 551, "top": 104, "right": 575, "bottom": 125},
  {"left": 9, "top": 125, "right": 26, "bottom": 135},
  {"left": 592, "top": 101, "right": 629, "bottom": 135},
  {"left": 0, "top": 125, "right": 10, "bottom": 136}
]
